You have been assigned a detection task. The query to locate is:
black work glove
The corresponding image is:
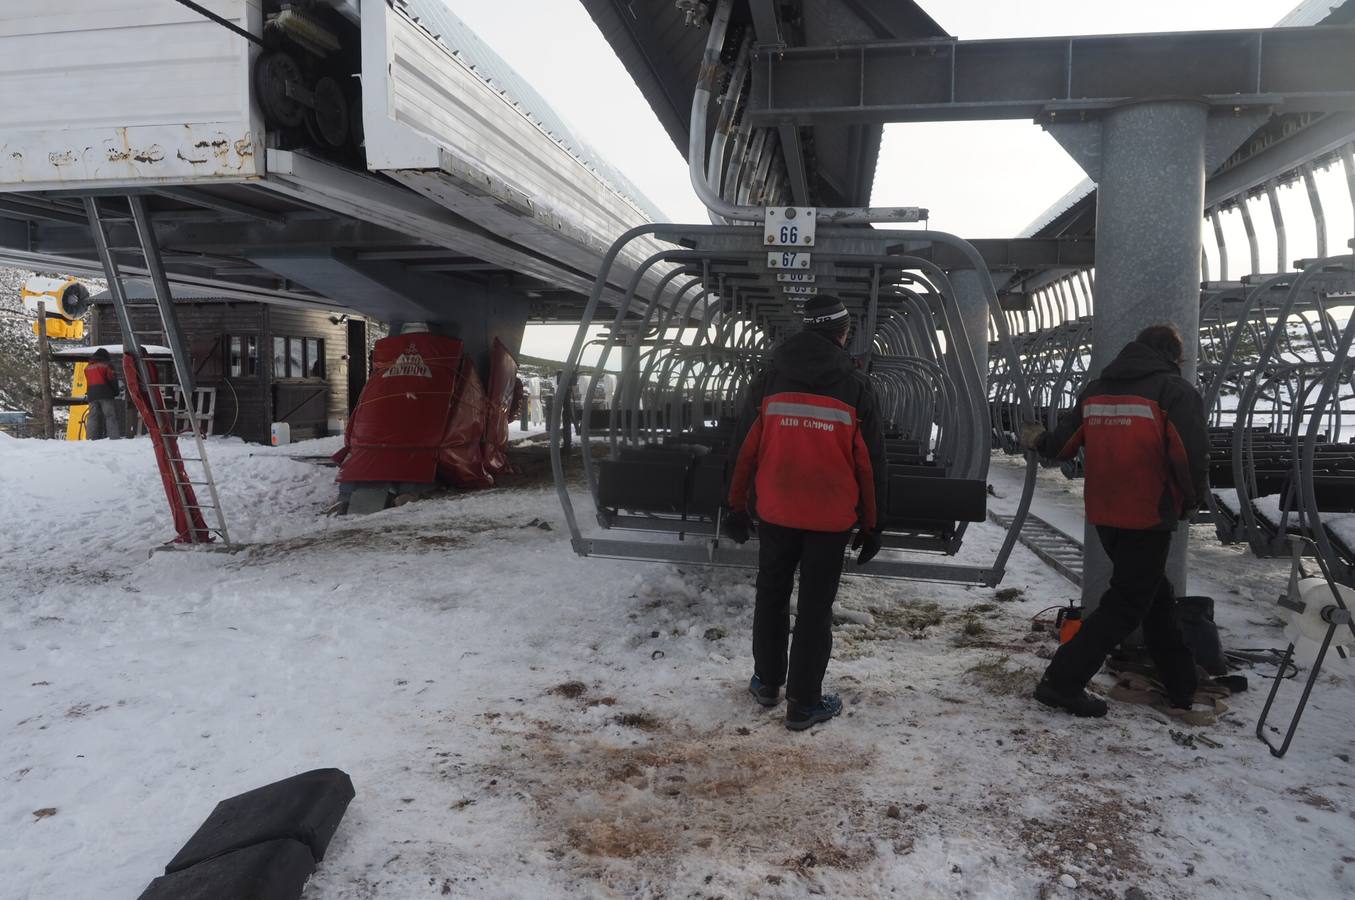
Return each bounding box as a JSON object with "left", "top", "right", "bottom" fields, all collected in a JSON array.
[
  {"left": 723, "top": 510, "right": 752, "bottom": 545},
  {"left": 852, "top": 528, "right": 883, "bottom": 565}
]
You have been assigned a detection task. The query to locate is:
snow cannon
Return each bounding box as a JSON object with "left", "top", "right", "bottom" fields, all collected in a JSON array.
[
  {"left": 333, "top": 331, "right": 519, "bottom": 512},
  {"left": 22, "top": 276, "right": 91, "bottom": 340},
  {"left": 1255, "top": 538, "right": 1355, "bottom": 758}
]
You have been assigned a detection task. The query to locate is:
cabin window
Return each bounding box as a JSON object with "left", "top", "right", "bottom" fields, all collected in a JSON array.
[
  {"left": 306, "top": 338, "right": 325, "bottom": 378},
  {"left": 288, "top": 338, "right": 304, "bottom": 378},
  {"left": 272, "top": 335, "right": 325, "bottom": 379},
  {"left": 228, "top": 335, "right": 258, "bottom": 377}
]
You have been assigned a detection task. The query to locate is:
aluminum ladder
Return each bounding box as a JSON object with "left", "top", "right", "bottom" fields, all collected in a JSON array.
[{"left": 84, "top": 196, "right": 232, "bottom": 547}]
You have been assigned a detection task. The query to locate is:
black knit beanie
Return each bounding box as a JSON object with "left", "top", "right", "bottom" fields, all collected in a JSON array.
[{"left": 802, "top": 294, "right": 849, "bottom": 331}]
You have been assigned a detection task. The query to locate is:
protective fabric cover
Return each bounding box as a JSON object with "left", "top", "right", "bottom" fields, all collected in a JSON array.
[
  {"left": 482, "top": 337, "right": 520, "bottom": 479},
  {"left": 336, "top": 334, "right": 463, "bottom": 485},
  {"left": 438, "top": 356, "right": 492, "bottom": 489},
  {"left": 138, "top": 839, "right": 315, "bottom": 900},
  {"left": 165, "top": 768, "right": 355, "bottom": 874},
  {"left": 122, "top": 356, "right": 211, "bottom": 543},
  {"left": 335, "top": 334, "right": 518, "bottom": 489}
]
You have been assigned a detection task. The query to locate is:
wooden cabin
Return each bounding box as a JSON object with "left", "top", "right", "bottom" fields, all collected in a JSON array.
[{"left": 89, "top": 285, "right": 368, "bottom": 444}]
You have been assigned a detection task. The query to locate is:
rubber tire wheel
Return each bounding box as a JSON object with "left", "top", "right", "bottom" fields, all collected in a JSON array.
[
  {"left": 306, "top": 77, "right": 349, "bottom": 148},
  {"left": 254, "top": 51, "right": 305, "bottom": 129}
]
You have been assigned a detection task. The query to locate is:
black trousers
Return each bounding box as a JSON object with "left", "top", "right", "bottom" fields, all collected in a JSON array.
[
  {"left": 1044, "top": 526, "right": 1198, "bottom": 706},
  {"left": 753, "top": 521, "right": 852, "bottom": 706}
]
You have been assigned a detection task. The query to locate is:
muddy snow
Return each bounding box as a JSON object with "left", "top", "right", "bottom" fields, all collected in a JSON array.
[{"left": 1, "top": 438, "right": 1352, "bottom": 899}]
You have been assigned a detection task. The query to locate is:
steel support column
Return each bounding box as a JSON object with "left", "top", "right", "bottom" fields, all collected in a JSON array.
[
  {"left": 950, "top": 268, "right": 990, "bottom": 388},
  {"left": 1083, "top": 101, "right": 1209, "bottom": 611}
]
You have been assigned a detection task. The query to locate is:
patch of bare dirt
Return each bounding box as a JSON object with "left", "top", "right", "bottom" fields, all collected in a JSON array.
[
  {"left": 237, "top": 525, "right": 467, "bottom": 561},
  {"left": 548, "top": 681, "right": 588, "bottom": 700},
  {"left": 472, "top": 710, "right": 888, "bottom": 892},
  {"left": 497, "top": 444, "right": 604, "bottom": 490},
  {"left": 964, "top": 654, "right": 1043, "bottom": 697},
  {"left": 1288, "top": 786, "right": 1338, "bottom": 812},
  {"left": 1018, "top": 791, "right": 1151, "bottom": 899},
  {"left": 613, "top": 711, "right": 662, "bottom": 731}
]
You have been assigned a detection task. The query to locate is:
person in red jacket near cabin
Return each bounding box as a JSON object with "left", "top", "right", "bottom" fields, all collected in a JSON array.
[
  {"left": 1021, "top": 324, "right": 1209, "bottom": 720},
  {"left": 84, "top": 348, "right": 123, "bottom": 440},
  {"left": 725, "top": 294, "right": 887, "bottom": 731}
]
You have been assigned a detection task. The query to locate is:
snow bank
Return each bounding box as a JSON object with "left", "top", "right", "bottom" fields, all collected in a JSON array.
[{"left": 1, "top": 440, "right": 1352, "bottom": 898}]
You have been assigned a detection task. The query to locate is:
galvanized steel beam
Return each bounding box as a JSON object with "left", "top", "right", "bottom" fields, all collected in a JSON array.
[{"left": 749, "top": 27, "right": 1355, "bottom": 126}]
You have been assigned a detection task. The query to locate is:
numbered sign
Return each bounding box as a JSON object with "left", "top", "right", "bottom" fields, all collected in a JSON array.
[
  {"left": 764, "top": 207, "right": 817, "bottom": 247},
  {"left": 776, "top": 273, "right": 816, "bottom": 283},
  {"left": 767, "top": 251, "right": 811, "bottom": 270},
  {"left": 784, "top": 285, "right": 819, "bottom": 296}
]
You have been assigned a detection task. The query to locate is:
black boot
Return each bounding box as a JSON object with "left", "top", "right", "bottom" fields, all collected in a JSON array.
[
  {"left": 748, "top": 675, "right": 780, "bottom": 707},
  {"left": 1035, "top": 678, "right": 1108, "bottom": 718},
  {"left": 785, "top": 694, "right": 842, "bottom": 731}
]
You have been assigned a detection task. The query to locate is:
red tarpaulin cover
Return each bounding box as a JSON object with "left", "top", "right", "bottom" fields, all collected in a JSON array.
[
  {"left": 482, "top": 337, "right": 520, "bottom": 479},
  {"left": 336, "top": 333, "right": 518, "bottom": 489}
]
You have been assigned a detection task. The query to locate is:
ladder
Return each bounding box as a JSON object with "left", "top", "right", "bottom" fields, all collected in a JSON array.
[{"left": 83, "top": 196, "right": 232, "bottom": 547}]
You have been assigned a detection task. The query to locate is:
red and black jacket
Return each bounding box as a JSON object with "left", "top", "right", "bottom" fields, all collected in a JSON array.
[
  {"left": 728, "top": 331, "right": 887, "bottom": 533},
  {"left": 84, "top": 360, "right": 119, "bottom": 401},
  {"left": 1036, "top": 341, "right": 1209, "bottom": 531}
]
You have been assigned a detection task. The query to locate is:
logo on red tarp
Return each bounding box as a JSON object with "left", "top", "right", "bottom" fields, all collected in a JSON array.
[{"left": 382, "top": 344, "right": 433, "bottom": 379}]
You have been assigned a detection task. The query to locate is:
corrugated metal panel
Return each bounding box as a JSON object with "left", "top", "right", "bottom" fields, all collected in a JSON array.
[
  {"left": 1277, "top": 0, "right": 1353, "bottom": 27},
  {"left": 0, "top": 0, "right": 263, "bottom": 190},
  {"left": 382, "top": 9, "right": 655, "bottom": 245},
  {"left": 395, "top": 0, "right": 664, "bottom": 220},
  {"left": 1019, "top": 178, "right": 1096, "bottom": 239}
]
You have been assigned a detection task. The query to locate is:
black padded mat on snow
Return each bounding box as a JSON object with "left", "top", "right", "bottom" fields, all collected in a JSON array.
[
  {"left": 165, "top": 768, "right": 355, "bottom": 874},
  {"left": 139, "top": 839, "right": 315, "bottom": 900}
]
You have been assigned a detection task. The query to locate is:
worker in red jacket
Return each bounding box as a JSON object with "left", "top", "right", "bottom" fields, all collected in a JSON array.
[
  {"left": 1021, "top": 324, "right": 1209, "bottom": 719},
  {"left": 84, "top": 347, "right": 123, "bottom": 440},
  {"left": 725, "top": 294, "right": 887, "bottom": 731}
]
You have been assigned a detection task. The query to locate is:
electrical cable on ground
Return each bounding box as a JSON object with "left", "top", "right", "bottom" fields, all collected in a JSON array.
[{"left": 221, "top": 379, "right": 240, "bottom": 436}]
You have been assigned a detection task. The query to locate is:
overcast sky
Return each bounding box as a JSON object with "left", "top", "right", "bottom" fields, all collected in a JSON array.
[{"left": 445, "top": 0, "right": 1306, "bottom": 238}]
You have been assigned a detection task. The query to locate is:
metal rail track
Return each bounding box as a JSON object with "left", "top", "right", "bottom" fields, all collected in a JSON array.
[{"left": 989, "top": 510, "right": 1083, "bottom": 586}]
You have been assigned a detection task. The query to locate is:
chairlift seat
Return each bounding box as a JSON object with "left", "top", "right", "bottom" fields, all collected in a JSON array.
[
  {"left": 880, "top": 474, "right": 987, "bottom": 533},
  {"left": 889, "top": 463, "right": 946, "bottom": 478},
  {"left": 1280, "top": 476, "right": 1355, "bottom": 514},
  {"left": 598, "top": 452, "right": 693, "bottom": 513},
  {"left": 688, "top": 454, "right": 730, "bottom": 515}
]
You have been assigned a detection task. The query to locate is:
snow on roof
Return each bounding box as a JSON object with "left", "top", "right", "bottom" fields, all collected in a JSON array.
[
  {"left": 89, "top": 280, "right": 232, "bottom": 303},
  {"left": 49, "top": 344, "right": 173, "bottom": 360},
  {"left": 1277, "top": 0, "right": 1351, "bottom": 26},
  {"left": 396, "top": 0, "right": 667, "bottom": 222},
  {"left": 1018, "top": 176, "right": 1095, "bottom": 239}
]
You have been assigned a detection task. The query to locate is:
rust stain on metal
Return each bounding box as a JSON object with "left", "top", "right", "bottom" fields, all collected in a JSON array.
[
  {"left": 234, "top": 136, "right": 255, "bottom": 159},
  {"left": 48, "top": 150, "right": 76, "bottom": 167},
  {"left": 177, "top": 149, "right": 208, "bottom": 165},
  {"left": 107, "top": 148, "right": 132, "bottom": 163},
  {"left": 132, "top": 145, "right": 165, "bottom": 164}
]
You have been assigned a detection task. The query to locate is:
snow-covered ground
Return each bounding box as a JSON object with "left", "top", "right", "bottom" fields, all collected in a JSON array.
[{"left": 2, "top": 436, "right": 1353, "bottom": 899}]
